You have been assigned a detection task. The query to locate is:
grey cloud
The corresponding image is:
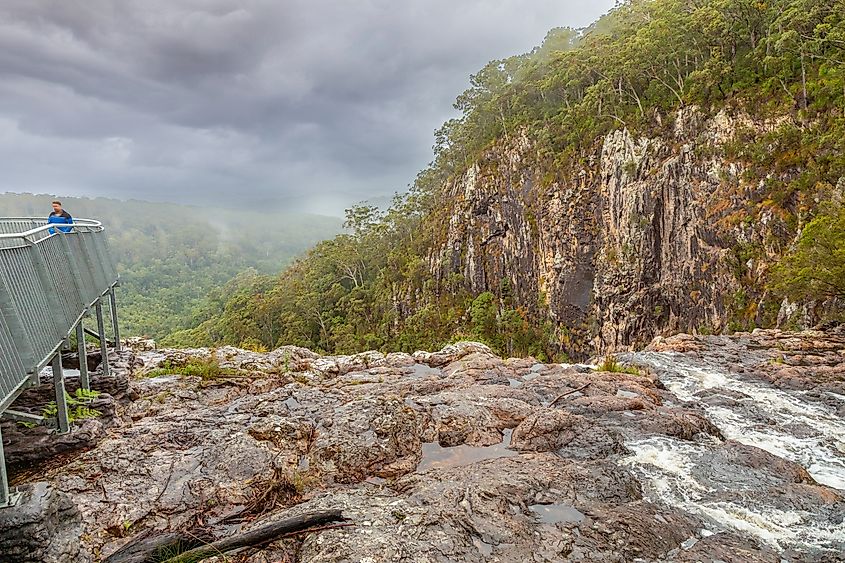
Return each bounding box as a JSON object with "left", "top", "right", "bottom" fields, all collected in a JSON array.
[{"left": 0, "top": 0, "right": 614, "bottom": 215}]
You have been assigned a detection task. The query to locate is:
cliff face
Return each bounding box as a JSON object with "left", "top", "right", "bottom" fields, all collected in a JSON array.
[{"left": 430, "top": 108, "right": 792, "bottom": 355}]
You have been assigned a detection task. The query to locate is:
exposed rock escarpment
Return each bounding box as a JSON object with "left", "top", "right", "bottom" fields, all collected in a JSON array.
[{"left": 429, "top": 108, "right": 815, "bottom": 356}]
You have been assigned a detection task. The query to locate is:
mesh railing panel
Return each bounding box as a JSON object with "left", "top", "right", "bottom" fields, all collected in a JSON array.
[
  {"left": 0, "top": 314, "right": 25, "bottom": 400},
  {"left": 0, "top": 279, "right": 28, "bottom": 401},
  {"left": 0, "top": 246, "right": 62, "bottom": 362},
  {"left": 38, "top": 236, "right": 84, "bottom": 328},
  {"left": 0, "top": 218, "right": 118, "bottom": 410},
  {"left": 0, "top": 219, "right": 38, "bottom": 235},
  {"left": 65, "top": 233, "right": 101, "bottom": 305}
]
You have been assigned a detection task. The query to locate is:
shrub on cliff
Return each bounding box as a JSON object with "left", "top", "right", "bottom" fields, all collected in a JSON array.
[{"left": 770, "top": 205, "right": 845, "bottom": 302}]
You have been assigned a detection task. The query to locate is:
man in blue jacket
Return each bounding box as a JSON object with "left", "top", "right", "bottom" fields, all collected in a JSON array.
[{"left": 48, "top": 200, "right": 73, "bottom": 234}]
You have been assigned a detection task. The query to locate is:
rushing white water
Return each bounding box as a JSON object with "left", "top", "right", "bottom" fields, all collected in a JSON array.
[
  {"left": 632, "top": 352, "right": 845, "bottom": 490},
  {"left": 622, "top": 435, "right": 845, "bottom": 553},
  {"left": 619, "top": 351, "right": 845, "bottom": 553}
]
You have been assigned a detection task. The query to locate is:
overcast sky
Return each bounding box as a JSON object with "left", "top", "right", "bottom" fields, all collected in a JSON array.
[{"left": 0, "top": 0, "right": 614, "bottom": 216}]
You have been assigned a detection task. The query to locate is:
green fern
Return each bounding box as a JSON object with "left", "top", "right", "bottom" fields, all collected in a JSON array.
[{"left": 39, "top": 389, "right": 103, "bottom": 425}]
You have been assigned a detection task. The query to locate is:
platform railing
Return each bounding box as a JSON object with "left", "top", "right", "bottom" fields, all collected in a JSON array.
[{"left": 0, "top": 218, "right": 120, "bottom": 507}]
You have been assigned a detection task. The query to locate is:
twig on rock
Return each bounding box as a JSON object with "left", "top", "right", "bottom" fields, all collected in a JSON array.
[
  {"left": 549, "top": 383, "right": 591, "bottom": 407},
  {"left": 152, "top": 460, "right": 176, "bottom": 506}
]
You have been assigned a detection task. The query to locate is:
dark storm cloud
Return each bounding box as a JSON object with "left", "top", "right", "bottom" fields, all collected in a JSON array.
[{"left": 0, "top": 0, "right": 614, "bottom": 215}]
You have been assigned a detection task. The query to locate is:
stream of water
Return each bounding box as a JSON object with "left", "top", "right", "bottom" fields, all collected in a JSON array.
[{"left": 619, "top": 351, "right": 845, "bottom": 553}]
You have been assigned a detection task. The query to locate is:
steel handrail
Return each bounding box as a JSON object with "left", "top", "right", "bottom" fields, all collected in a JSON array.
[
  {"left": 0, "top": 217, "right": 100, "bottom": 221},
  {"left": 0, "top": 218, "right": 103, "bottom": 240}
]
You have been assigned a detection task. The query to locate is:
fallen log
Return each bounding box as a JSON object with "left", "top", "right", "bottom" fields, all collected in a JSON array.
[
  {"left": 102, "top": 530, "right": 213, "bottom": 563},
  {"left": 163, "top": 510, "right": 345, "bottom": 563},
  {"left": 105, "top": 509, "right": 345, "bottom": 563}
]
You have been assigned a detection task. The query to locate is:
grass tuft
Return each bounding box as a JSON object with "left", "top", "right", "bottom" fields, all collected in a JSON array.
[{"left": 597, "top": 355, "right": 641, "bottom": 375}]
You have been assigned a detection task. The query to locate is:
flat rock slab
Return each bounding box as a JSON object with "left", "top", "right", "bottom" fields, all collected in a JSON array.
[{"left": 8, "top": 336, "right": 841, "bottom": 561}]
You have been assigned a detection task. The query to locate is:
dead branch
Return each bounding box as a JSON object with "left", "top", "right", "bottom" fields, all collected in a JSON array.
[{"left": 549, "top": 383, "right": 591, "bottom": 407}]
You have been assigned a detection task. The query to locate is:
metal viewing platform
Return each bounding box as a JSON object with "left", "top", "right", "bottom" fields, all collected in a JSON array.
[{"left": 0, "top": 217, "right": 120, "bottom": 507}]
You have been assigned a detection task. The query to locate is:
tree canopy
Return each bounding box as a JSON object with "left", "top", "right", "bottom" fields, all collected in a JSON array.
[{"left": 771, "top": 204, "right": 845, "bottom": 302}]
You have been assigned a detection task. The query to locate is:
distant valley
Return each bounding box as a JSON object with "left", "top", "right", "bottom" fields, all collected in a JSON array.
[{"left": 0, "top": 193, "right": 343, "bottom": 342}]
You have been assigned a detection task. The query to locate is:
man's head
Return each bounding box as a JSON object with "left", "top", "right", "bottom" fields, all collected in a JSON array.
[{"left": 51, "top": 201, "right": 62, "bottom": 214}]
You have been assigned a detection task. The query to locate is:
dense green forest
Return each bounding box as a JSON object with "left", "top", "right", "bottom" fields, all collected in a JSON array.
[
  {"left": 0, "top": 193, "right": 342, "bottom": 340},
  {"left": 145, "top": 0, "right": 845, "bottom": 356}
]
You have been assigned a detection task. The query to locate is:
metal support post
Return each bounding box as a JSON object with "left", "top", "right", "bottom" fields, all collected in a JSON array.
[
  {"left": 51, "top": 354, "right": 70, "bottom": 434},
  {"left": 0, "top": 425, "right": 10, "bottom": 507},
  {"left": 108, "top": 287, "right": 121, "bottom": 351},
  {"left": 76, "top": 321, "right": 90, "bottom": 391},
  {"left": 0, "top": 425, "right": 19, "bottom": 508},
  {"left": 95, "top": 299, "right": 110, "bottom": 377}
]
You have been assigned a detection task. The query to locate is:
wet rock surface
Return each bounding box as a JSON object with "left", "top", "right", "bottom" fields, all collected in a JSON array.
[
  {"left": 645, "top": 326, "right": 845, "bottom": 399},
  {"left": 0, "top": 482, "right": 90, "bottom": 563},
  {"left": 5, "top": 332, "right": 843, "bottom": 561}
]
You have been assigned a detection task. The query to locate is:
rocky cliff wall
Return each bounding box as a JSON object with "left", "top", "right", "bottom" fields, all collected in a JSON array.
[{"left": 430, "top": 108, "right": 793, "bottom": 355}]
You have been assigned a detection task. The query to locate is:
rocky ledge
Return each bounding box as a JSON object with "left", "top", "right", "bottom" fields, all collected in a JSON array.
[{"left": 4, "top": 328, "right": 844, "bottom": 562}]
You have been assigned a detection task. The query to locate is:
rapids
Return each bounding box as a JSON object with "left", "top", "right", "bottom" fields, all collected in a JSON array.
[{"left": 618, "top": 351, "right": 845, "bottom": 554}]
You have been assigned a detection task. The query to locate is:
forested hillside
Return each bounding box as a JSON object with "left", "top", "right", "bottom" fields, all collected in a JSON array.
[
  {"left": 0, "top": 193, "right": 342, "bottom": 340},
  {"left": 182, "top": 0, "right": 844, "bottom": 358}
]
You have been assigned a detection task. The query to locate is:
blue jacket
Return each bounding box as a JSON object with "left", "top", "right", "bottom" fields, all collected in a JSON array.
[{"left": 48, "top": 210, "right": 73, "bottom": 234}]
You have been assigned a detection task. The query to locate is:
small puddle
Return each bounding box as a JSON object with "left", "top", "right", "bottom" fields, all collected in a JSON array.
[
  {"left": 137, "top": 375, "right": 180, "bottom": 390},
  {"left": 284, "top": 396, "right": 301, "bottom": 410},
  {"left": 530, "top": 503, "right": 586, "bottom": 524},
  {"left": 404, "top": 397, "right": 423, "bottom": 410},
  {"left": 508, "top": 378, "right": 523, "bottom": 388},
  {"left": 417, "top": 429, "right": 516, "bottom": 471},
  {"left": 472, "top": 537, "right": 493, "bottom": 557}
]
